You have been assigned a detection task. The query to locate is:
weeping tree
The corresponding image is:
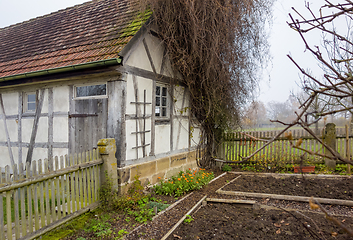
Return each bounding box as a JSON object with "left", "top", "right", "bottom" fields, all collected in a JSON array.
[{"left": 134, "top": 0, "right": 274, "bottom": 167}]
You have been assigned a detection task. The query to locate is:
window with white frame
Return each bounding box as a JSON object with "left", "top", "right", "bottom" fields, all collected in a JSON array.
[
  {"left": 155, "top": 85, "right": 168, "bottom": 118},
  {"left": 74, "top": 83, "right": 107, "bottom": 99},
  {"left": 23, "top": 92, "right": 36, "bottom": 112}
]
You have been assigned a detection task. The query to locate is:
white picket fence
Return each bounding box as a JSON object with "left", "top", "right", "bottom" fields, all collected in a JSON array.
[
  {"left": 218, "top": 127, "right": 352, "bottom": 163},
  {"left": 0, "top": 149, "right": 102, "bottom": 239}
]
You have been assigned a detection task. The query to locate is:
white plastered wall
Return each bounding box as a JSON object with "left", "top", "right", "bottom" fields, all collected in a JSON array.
[{"left": 123, "top": 30, "right": 199, "bottom": 163}]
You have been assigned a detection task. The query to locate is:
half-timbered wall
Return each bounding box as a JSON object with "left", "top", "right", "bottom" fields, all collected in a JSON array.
[
  {"left": 0, "top": 76, "right": 120, "bottom": 170},
  {"left": 122, "top": 30, "right": 201, "bottom": 166},
  {"left": 0, "top": 85, "right": 69, "bottom": 169}
]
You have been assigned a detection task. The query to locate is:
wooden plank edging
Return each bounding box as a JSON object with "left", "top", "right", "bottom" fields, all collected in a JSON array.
[
  {"left": 216, "top": 189, "right": 353, "bottom": 206},
  {"left": 160, "top": 195, "right": 207, "bottom": 240},
  {"left": 206, "top": 198, "right": 256, "bottom": 205},
  {"left": 229, "top": 172, "right": 353, "bottom": 179},
  {"left": 152, "top": 192, "right": 194, "bottom": 221}
]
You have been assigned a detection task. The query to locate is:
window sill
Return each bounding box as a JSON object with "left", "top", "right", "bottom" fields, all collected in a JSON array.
[{"left": 155, "top": 119, "right": 170, "bottom": 125}]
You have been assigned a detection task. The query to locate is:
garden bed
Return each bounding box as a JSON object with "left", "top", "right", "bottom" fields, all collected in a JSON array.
[
  {"left": 167, "top": 202, "right": 353, "bottom": 239},
  {"left": 57, "top": 172, "right": 353, "bottom": 239},
  {"left": 222, "top": 174, "right": 353, "bottom": 200}
]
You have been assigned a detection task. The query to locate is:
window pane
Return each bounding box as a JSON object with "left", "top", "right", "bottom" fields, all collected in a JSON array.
[
  {"left": 28, "top": 102, "right": 36, "bottom": 111},
  {"left": 155, "top": 107, "right": 160, "bottom": 116},
  {"left": 162, "top": 87, "right": 167, "bottom": 96},
  {"left": 156, "top": 97, "right": 160, "bottom": 106},
  {"left": 156, "top": 86, "right": 160, "bottom": 96},
  {"left": 162, "top": 97, "right": 167, "bottom": 106},
  {"left": 28, "top": 94, "right": 36, "bottom": 102},
  {"left": 76, "top": 84, "right": 106, "bottom": 97},
  {"left": 162, "top": 107, "right": 166, "bottom": 117}
]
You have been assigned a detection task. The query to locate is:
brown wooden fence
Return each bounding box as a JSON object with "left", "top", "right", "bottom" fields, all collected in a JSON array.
[
  {"left": 217, "top": 127, "right": 352, "bottom": 164},
  {"left": 0, "top": 149, "right": 102, "bottom": 239}
]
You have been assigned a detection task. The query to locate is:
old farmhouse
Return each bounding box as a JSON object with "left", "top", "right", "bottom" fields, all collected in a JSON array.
[{"left": 0, "top": 0, "right": 200, "bottom": 188}]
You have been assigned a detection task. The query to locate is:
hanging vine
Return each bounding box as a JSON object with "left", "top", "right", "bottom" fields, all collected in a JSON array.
[{"left": 134, "top": 0, "right": 274, "bottom": 167}]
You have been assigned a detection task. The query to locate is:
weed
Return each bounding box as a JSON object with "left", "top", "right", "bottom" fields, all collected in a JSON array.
[
  {"left": 222, "top": 164, "right": 232, "bottom": 172},
  {"left": 117, "top": 229, "right": 128, "bottom": 239},
  {"left": 85, "top": 215, "right": 113, "bottom": 238},
  {"left": 184, "top": 215, "right": 194, "bottom": 223}
]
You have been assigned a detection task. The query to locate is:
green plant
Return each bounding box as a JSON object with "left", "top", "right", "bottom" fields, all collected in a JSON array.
[
  {"left": 148, "top": 201, "right": 170, "bottom": 212},
  {"left": 117, "top": 229, "right": 128, "bottom": 239},
  {"left": 153, "top": 168, "right": 214, "bottom": 197},
  {"left": 222, "top": 164, "right": 232, "bottom": 172},
  {"left": 85, "top": 215, "right": 113, "bottom": 239},
  {"left": 76, "top": 237, "right": 86, "bottom": 240},
  {"left": 126, "top": 196, "right": 155, "bottom": 223},
  {"left": 184, "top": 215, "right": 194, "bottom": 223}
]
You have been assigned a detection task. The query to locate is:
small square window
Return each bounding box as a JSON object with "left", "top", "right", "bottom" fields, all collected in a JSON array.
[
  {"left": 155, "top": 85, "right": 168, "bottom": 118},
  {"left": 24, "top": 92, "right": 36, "bottom": 113}
]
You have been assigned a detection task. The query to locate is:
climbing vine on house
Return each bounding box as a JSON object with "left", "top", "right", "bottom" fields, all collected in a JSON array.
[{"left": 134, "top": 0, "right": 274, "bottom": 167}]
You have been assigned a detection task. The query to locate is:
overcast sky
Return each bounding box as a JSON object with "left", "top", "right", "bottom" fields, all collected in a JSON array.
[{"left": 0, "top": 0, "right": 331, "bottom": 104}]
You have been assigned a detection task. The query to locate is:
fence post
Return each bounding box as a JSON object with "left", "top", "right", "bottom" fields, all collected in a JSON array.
[
  {"left": 324, "top": 123, "right": 336, "bottom": 170},
  {"left": 97, "top": 138, "right": 118, "bottom": 190}
]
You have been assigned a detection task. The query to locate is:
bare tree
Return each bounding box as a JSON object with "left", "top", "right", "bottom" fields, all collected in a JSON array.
[
  {"left": 240, "top": 2, "right": 353, "bottom": 235},
  {"left": 242, "top": 101, "right": 267, "bottom": 129}
]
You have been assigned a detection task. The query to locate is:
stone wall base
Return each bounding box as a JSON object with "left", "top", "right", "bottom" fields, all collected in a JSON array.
[{"left": 117, "top": 150, "right": 198, "bottom": 194}]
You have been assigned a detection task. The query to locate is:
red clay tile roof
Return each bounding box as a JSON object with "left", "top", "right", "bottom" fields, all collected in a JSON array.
[{"left": 0, "top": 0, "right": 150, "bottom": 78}]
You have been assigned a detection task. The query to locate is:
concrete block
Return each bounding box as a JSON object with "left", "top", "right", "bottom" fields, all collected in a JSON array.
[
  {"left": 187, "top": 151, "right": 196, "bottom": 162},
  {"left": 130, "top": 161, "right": 156, "bottom": 180},
  {"left": 118, "top": 167, "right": 130, "bottom": 184},
  {"left": 157, "top": 157, "right": 170, "bottom": 172},
  {"left": 166, "top": 166, "right": 183, "bottom": 179},
  {"left": 152, "top": 172, "right": 166, "bottom": 184},
  {"left": 170, "top": 153, "right": 187, "bottom": 168}
]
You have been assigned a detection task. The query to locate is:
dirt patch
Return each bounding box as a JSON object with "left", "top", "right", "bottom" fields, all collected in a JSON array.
[
  {"left": 168, "top": 203, "right": 353, "bottom": 239},
  {"left": 223, "top": 175, "right": 353, "bottom": 200}
]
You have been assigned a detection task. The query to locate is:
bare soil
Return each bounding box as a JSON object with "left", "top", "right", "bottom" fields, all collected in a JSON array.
[
  {"left": 169, "top": 203, "right": 353, "bottom": 240},
  {"left": 223, "top": 175, "right": 353, "bottom": 200},
  {"left": 64, "top": 172, "right": 353, "bottom": 240}
]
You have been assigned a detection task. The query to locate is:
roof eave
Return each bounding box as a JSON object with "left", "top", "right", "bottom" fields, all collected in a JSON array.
[{"left": 0, "top": 57, "right": 122, "bottom": 83}]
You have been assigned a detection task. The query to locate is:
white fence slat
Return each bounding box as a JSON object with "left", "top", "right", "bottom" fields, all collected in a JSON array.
[
  {"left": 50, "top": 157, "right": 57, "bottom": 222},
  {"left": 5, "top": 165, "right": 12, "bottom": 239},
  {"left": 38, "top": 159, "right": 45, "bottom": 228},
  {"left": 55, "top": 156, "right": 61, "bottom": 220},
  {"left": 13, "top": 164, "right": 20, "bottom": 239},
  {"left": 32, "top": 160, "right": 40, "bottom": 231},
  {"left": 65, "top": 155, "right": 71, "bottom": 215}
]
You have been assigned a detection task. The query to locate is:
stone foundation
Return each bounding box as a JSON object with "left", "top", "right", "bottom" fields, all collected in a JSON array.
[{"left": 117, "top": 150, "right": 198, "bottom": 194}]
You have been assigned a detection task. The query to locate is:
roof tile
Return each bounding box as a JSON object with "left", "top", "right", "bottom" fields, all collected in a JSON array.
[{"left": 0, "top": 0, "right": 150, "bottom": 78}]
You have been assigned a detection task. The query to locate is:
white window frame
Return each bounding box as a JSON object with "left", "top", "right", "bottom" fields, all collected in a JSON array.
[
  {"left": 73, "top": 83, "right": 108, "bottom": 100},
  {"left": 23, "top": 91, "right": 37, "bottom": 113},
  {"left": 155, "top": 83, "right": 169, "bottom": 119}
]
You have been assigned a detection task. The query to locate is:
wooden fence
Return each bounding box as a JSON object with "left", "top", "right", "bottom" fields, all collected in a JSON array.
[
  {"left": 217, "top": 127, "right": 352, "bottom": 164},
  {"left": 0, "top": 149, "right": 102, "bottom": 240}
]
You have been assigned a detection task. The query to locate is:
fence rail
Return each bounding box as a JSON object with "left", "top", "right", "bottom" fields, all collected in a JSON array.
[
  {"left": 218, "top": 127, "right": 352, "bottom": 164},
  {"left": 0, "top": 149, "right": 102, "bottom": 240}
]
